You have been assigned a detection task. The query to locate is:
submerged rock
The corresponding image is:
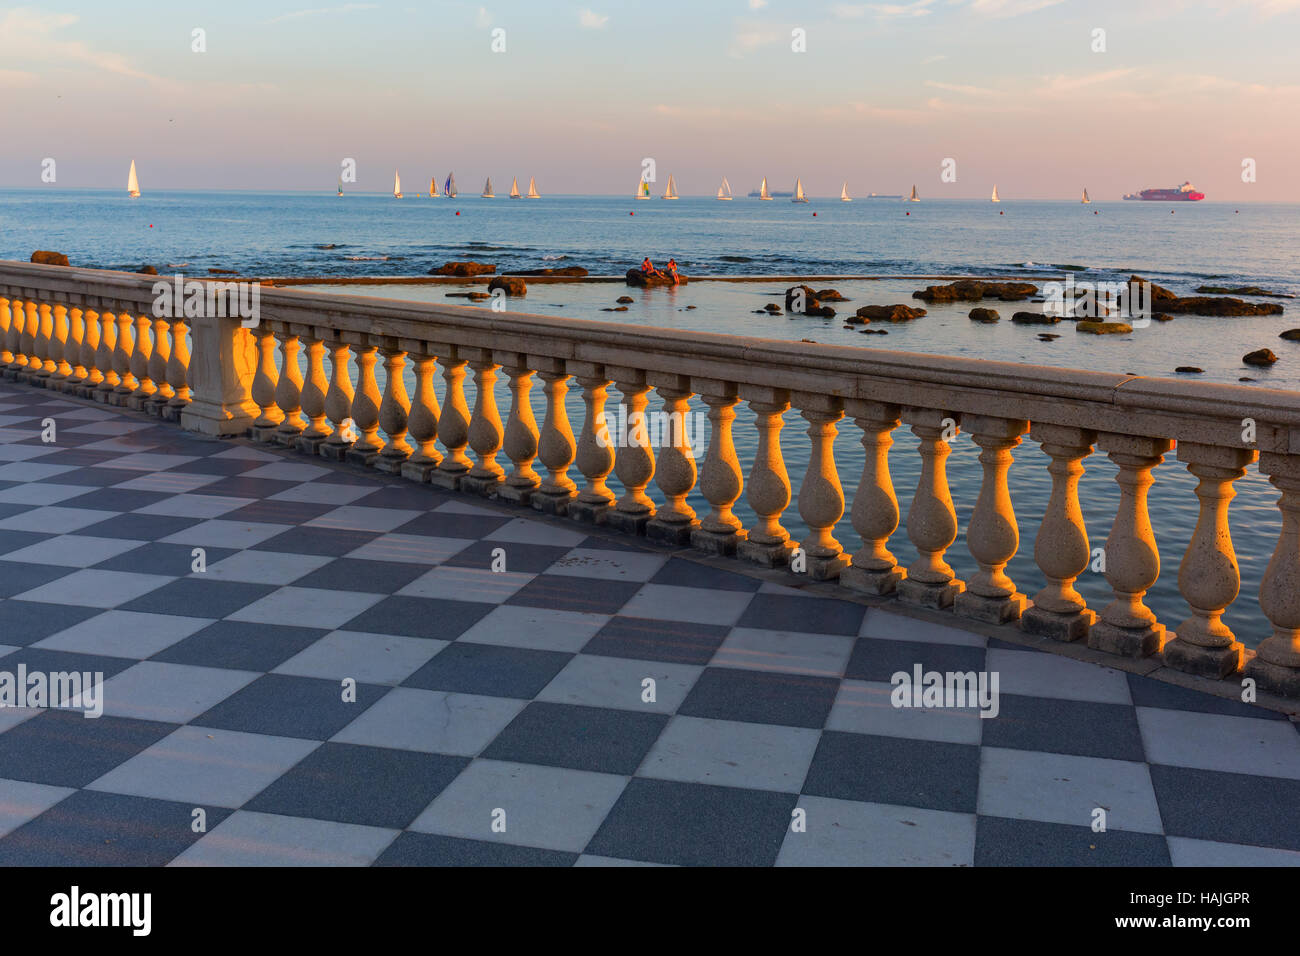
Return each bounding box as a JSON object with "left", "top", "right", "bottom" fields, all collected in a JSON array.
[
  {"left": 488, "top": 276, "right": 527, "bottom": 296},
  {"left": 1197, "top": 285, "right": 1293, "bottom": 298},
  {"left": 601, "top": 306, "right": 629, "bottom": 312},
  {"left": 1175, "top": 366, "right": 1204, "bottom": 374},
  {"left": 968, "top": 308, "right": 1000, "bottom": 323},
  {"left": 815, "top": 289, "right": 848, "bottom": 301},
  {"left": 913, "top": 280, "right": 1037, "bottom": 303},
  {"left": 1012, "top": 311, "right": 1060, "bottom": 325},
  {"left": 1152, "top": 313, "right": 1173, "bottom": 322},
  {"left": 853, "top": 304, "right": 927, "bottom": 323},
  {"left": 1077, "top": 321, "right": 1132, "bottom": 334},
  {"left": 30, "top": 250, "right": 69, "bottom": 266},
  {"left": 431, "top": 261, "right": 496, "bottom": 277},
  {"left": 1157, "top": 296, "right": 1283, "bottom": 317},
  {"left": 764, "top": 303, "right": 782, "bottom": 314},
  {"left": 616, "top": 295, "right": 634, "bottom": 304},
  {"left": 514, "top": 266, "right": 589, "bottom": 277},
  {"left": 138, "top": 265, "right": 159, "bottom": 275},
  {"left": 1243, "top": 348, "right": 1278, "bottom": 367},
  {"left": 1281, "top": 329, "right": 1300, "bottom": 341}
]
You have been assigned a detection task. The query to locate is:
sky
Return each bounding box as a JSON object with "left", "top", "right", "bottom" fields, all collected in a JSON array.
[{"left": 1, "top": 0, "right": 1298, "bottom": 199}]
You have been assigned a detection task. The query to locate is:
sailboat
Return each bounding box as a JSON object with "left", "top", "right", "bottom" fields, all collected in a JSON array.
[
  {"left": 991, "top": 185, "right": 1000, "bottom": 203},
  {"left": 127, "top": 160, "right": 141, "bottom": 198},
  {"left": 759, "top": 177, "right": 773, "bottom": 200},
  {"left": 908, "top": 185, "right": 920, "bottom": 202},
  {"left": 337, "top": 177, "right": 343, "bottom": 198},
  {"left": 636, "top": 178, "right": 651, "bottom": 199},
  {"left": 509, "top": 177, "right": 521, "bottom": 199},
  {"left": 527, "top": 177, "right": 540, "bottom": 199},
  {"left": 429, "top": 177, "right": 440, "bottom": 198},
  {"left": 840, "top": 182, "right": 851, "bottom": 202},
  {"left": 393, "top": 170, "right": 403, "bottom": 199},
  {"left": 1081, "top": 187, "right": 1091, "bottom": 204},
  {"left": 717, "top": 177, "right": 733, "bottom": 200},
  {"left": 444, "top": 173, "right": 457, "bottom": 198},
  {"left": 482, "top": 177, "right": 495, "bottom": 198},
  {"left": 792, "top": 178, "right": 809, "bottom": 203},
  {"left": 662, "top": 174, "right": 678, "bottom": 200}
]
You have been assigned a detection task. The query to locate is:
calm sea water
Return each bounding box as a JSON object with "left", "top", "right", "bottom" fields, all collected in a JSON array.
[{"left": 3, "top": 190, "right": 1298, "bottom": 646}]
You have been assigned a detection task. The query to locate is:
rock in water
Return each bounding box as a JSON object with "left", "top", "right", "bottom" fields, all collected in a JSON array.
[
  {"left": 616, "top": 296, "right": 634, "bottom": 304},
  {"left": 431, "top": 261, "right": 496, "bottom": 277},
  {"left": 968, "top": 308, "right": 1000, "bottom": 323},
  {"left": 626, "top": 269, "right": 687, "bottom": 287},
  {"left": 851, "top": 304, "right": 927, "bottom": 323},
  {"left": 1175, "top": 366, "right": 1204, "bottom": 374},
  {"left": 487, "top": 276, "right": 527, "bottom": 296},
  {"left": 912, "top": 280, "right": 1037, "bottom": 303},
  {"left": 785, "top": 284, "right": 820, "bottom": 313},
  {"left": 1197, "top": 285, "right": 1292, "bottom": 298},
  {"left": 1076, "top": 321, "right": 1133, "bottom": 334},
  {"left": 815, "top": 289, "right": 848, "bottom": 301},
  {"left": 1279, "top": 329, "right": 1300, "bottom": 341},
  {"left": 1012, "top": 311, "right": 1060, "bottom": 325},
  {"left": 138, "top": 265, "right": 158, "bottom": 275},
  {"left": 1243, "top": 349, "right": 1278, "bottom": 367},
  {"left": 31, "top": 250, "right": 70, "bottom": 266},
  {"left": 513, "top": 266, "right": 589, "bottom": 277},
  {"left": 1156, "top": 296, "right": 1283, "bottom": 317}
]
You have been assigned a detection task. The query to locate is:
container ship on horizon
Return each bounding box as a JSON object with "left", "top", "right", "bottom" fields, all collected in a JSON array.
[{"left": 1122, "top": 181, "right": 1205, "bottom": 201}]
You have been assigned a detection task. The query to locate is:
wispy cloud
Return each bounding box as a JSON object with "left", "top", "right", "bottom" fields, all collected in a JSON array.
[
  {"left": 0, "top": 9, "right": 165, "bottom": 83},
  {"left": 832, "top": 0, "right": 935, "bottom": 17},
  {"left": 1207, "top": 0, "right": 1300, "bottom": 15},
  {"left": 966, "top": 0, "right": 1064, "bottom": 17},
  {"left": 265, "top": 3, "right": 378, "bottom": 24},
  {"left": 578, "top": 9, "right": 609, "bottom": 28},
  {"left": 924, "top": 80, "right": 996, "bottom": 95},
  {"left": 726, "top": 26, "right": 786, "bottom": 56},
  {"left": 749, "top": 0, "right": 768, "bottom": 8}
]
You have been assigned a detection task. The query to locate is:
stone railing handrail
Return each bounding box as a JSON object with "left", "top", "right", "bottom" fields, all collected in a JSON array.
[{"left": 2, "top": 259, "right": 1297, "bottom": 700}]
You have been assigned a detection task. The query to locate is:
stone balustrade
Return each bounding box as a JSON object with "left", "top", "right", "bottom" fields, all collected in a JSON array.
[{"left": 3, "top": 260, "right": 1300, "bottom": 699}]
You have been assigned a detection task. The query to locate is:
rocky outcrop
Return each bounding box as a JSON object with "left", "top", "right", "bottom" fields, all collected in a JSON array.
[
  {"left": 30, "top": 251, "right": 69, "bottom": 266},
  {"left": 1156, "top": 296, "right": 1283, "bottom": 317},
  {"left": 616, "top": 296, "right": 634, "bottom": 304},
  {"left": 913, "top": 279, "right": 1038, "bottom": 303},
  {"left": 445, "top": 291, "right": 491, "bottom": 301},
  {"left": 1012, "top": 311, "right": 1060, "bottom": 325},
  {"left": 968, "top": 308, "right": 1000, "bottom": 323},
  {"left": 1077, "top": 321, "right": 1132, "bottom": 334},
  {"left": 1244, "top": 349, "right": 1278, "bottom": 367},
  {"left": 514, "top": 266, "right": 589, "bottom": 277},
  {"left": 1197, "top": 285, "right": 1292, "bottom": 298},
  {"left": 764, "top": 303, "right": 782, "bottom": 314},
  {"left": 488, "top": 276, "right": 527, "bottom": 296},
  {"left": 1153, "top": 313, "right": 1173, "bottom": 322},
  {"left": 431, "top": 261, "right": 496, "bottom": 277},
  {"left": 626, "top": 269, "right": 687, "bottom": 287},
  {"left": 849, "top": 304, "right": 927, "bottom": 324},
  {"left": 815, "top": 289, "right": 848, "bottom": 301},
  {"left": 1175, "top": 366, "right": 1204, "bottom": 374},
  {"left": 1279, "top": 329, "right": 1300, "bottom": 341},
  {"left": 138, "top": 265, "right": 159, "bottom": 275}
]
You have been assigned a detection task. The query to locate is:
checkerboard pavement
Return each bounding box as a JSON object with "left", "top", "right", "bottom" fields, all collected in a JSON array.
[{"left": 0, "top": 381, "right": 1297, "bottom": 866}]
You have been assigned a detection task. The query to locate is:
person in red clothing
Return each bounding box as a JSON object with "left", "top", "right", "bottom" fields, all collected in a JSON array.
[
  {"left": 665, "top": 258, "right": 680, "bottom": 285},
  {"left": 640, "top": 256, "right": 661, "bottom": 277}
]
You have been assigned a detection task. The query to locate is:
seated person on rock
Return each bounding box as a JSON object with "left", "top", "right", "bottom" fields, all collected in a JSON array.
[
  {"left": 640, "top": 257, "right": 662, "bottom": 278},
  {"left": 665, "top": 258, "right": 680, "bottom": 285}
]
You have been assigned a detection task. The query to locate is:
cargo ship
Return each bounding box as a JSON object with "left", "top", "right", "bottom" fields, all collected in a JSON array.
[{"left": 1122, "top": 181, "right": 1205, "bottom": 201}]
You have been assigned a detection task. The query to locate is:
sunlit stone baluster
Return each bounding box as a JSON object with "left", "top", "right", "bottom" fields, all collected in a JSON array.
[
  {"left": 461, "top": 351, "right": 505, "bottom": 496},
  {"left": 249, "top": 325, "right": 283, "bottom": 437},
  {"left": 1021, "top": 425, "right": 1098, "bottom": 641},
  {"left": 1163, "top": 442, "right": 1257, "bottom": 677},
  {"left": 165, "top": 317, "right": 191, "bottom": 415},
  {"left": 373, "top": 342, "right": 412, "bottom": 473},
  {"left": 95, "top": 310, "right": 119, "bottom": 399},
  {"left": 840, "top": 400, "right": 904, "bottom": 594},
  {"left": 80, "top": 309, "right": 104, "bottom": 394},
  {"left": 1, "top": 297, "right": 19, "bottom": 370},
  {"left": 691, "top": 380, "right": 745, "bottom": 555},
  {"left": 51, "top": 305, "right": 72, "bottom": 382},
  {"left": 111, "top": 311, "right": 137, "bottom": 402},
  {"left": 498, "top": 355, "right": 541, "bottom": 504},
  {"left": 954, "top": 415, "right": 1029, "bottom": 623},
  {"left": 345, "top": 337, "right": 383, "bottom": 465},
  {"left": 531, "top": 363, "right": 577, "bottom": 515},
  {"left": 1245, "top": 453, "right": 1300, "bottom": 697},
  {"left": 738, "top": 387, "right": 796, "bottom": 567},
  {"left": 431, "top": 351, "right": 472, "bottom": 488},
  {"left": 606, "top": 370, "right": 655, "bottom": 534},
  {"left": 790, "top": 393, "right": 847, "bottom": 579},
  {"left": 19, "top": 301, "right": 38, "bottom": 376},
  {"left": 128, "top": 313, "right": 156, "bottom": 408},
  {"left": 295, "top": 330, "right": 331, "bottom": 455},
  {"left": 897, "top": 407, "right": 965, "bottom": 608},
  {"left": 646, "top": 376, "right": 700, "bottom": 544},
  {"left": 272, "top": 327, "right": 305, "bottom": 445},
  {"left": 146, "top": 317, "right": 173, "bottom": 412},
  {"left": 568, "top": 364, "right": 616, "bottom": 523},
  {"left": 34, "top": 303, "right": 54, "bottom": 378},
  {"left": 319, "top": 336, "right": 355, "bottom": 461},
  {"left": 1087, "top": 434, "right": 1173, "bottom": 658},
  {"left": 65, "top": 307, "right": 86, "bottom": 389},
  {"left": 400, "top": 348, "right": 442, "bottom": 482}
]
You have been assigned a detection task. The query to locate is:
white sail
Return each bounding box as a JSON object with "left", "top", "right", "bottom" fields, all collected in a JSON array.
[
  {"left": 430, "top": 177, "right": 439, "bottom": 197},
  {"left": 394, "top": 170, "right": 402, "bottom": 198},
  {"left": 636, "top": 177, "right": 650, "bottom": 199},
  {"left": 991, "top": 185, "right": 1000, "bottom": 202},
  {"left": 663, "top": 174, "right": 678, "bottom": 200},
  {"left": 717, "top": 177, "right": 732, "bottom": 200},
  {"left": 127, "top": 160, "right": 140, "bottom": 198},
  {"left": 527, "top": 177, "right": 540, "bottom": 198},
  {"left": 509, "top": 177, "right": 520, "bottom": 198},
  {"left": 909, "top": 184, "right": 919, "bottom": 202},
  {"left": 759, "top": 176, "right": 772, "bottom": 200},
  {"left": 1082, "top": 187, "right": 1091, "bottom": 204},
  {"left": 482, "top": 177, "right": 494, "bottom": 198},
  {"left": 445, "top": 173, "right": 457, "bottom": 197},
  {"left": 792, "top": 177, "right": 808, "bottom": 202},
  {"left": 840, "top": 182, "right": 851, "bottom": 202}
]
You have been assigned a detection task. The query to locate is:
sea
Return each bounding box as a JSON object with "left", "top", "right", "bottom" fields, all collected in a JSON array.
[{"left": 3, "top": 189, "right": 1299, "bottom": 646}]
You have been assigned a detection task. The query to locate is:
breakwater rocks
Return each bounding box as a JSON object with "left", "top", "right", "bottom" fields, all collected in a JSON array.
[
  {"left": 849, "top": 304, "right": 927, "bottom": 324},
  {"left": 487, "top": 276, "right": 527, "bottom": 296},
  {"left": 626, "top": 269, "right": 688, "bottom": 287},
  {"left": 514, "top": 266, "right": 589, "bottom": 277},
  {"left": 1197, "top": 285, "right": 1293, "bottom": 298},
  {"left": 430, "top": 261, "right": 496, "bottom": 277},
  {"left": 913, "top": 279, "right": 1038, "bottom": 303},
  {"left": 30, "top": 251, "right": 70, "bottom": 266},
  {"left": 1133, "top": 275, "right": 1284, "bottom": 316},
  {"left": 784, "top": 285, "right": 848, "bottom": 317}
]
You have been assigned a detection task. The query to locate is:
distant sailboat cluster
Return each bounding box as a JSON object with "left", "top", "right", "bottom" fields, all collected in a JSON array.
[{"left": 381, "top": 169, "right": 530, "bottom": 199}]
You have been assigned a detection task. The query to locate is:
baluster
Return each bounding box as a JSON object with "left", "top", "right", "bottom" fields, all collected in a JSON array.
[
  {"left": 1163, "top": 443, "right": 1257, "bottom": 677},
  {"left": 841, "top": 400, "right": 905, "bottom": 594},
  {"left": 65, "top": 307, "right": 86, "bottom": 389},
  {"left": 1245, "top": 453, "right": 1300, "bottom": 697},
  {"left": 249, "top": 325, "right": 282, "bottom": 438},
  {"left": 165, "top": 316, "right": 191, "bottom": 415},
  {"left": 80, "top": 309, "right": 104, "bottom": 395},
  {"left": 272, "top": 326, "right": 306, "bottom": 445},
  {"left": 1021, "top": 425, "right": 1098, "bottom": 641},
  {"left": 146, "top": 317, "right": 173, "bottom": 412},
  {"left": 645, "top": 376, "right": 700, "bottom": 544},
  {"left": 607, "top": 370, "right": 656, "bottom": 533},
  {"left": 128, "top": 313, "right": 156, "bottom": 408},
  {"left": 319, "top": 336, "right": 355, "bottom": 460},
  {"left": 531, "top": 362, "right": 578, "bottom": 515},
  {"left": 95, "top": 310, "right": 119, "bottom": 400},
  {"left": 954, "top": 415, "right": 1029, "bottom": 623},
  {"left": 790, "top": 393, "right": 847, "bottom": 579},
  {"left": 691, "top": 380, "right": 745, "bottom": 555},
  {"left": 34, "top": 302, "right": 54, "bottom": 378},
  {"left": 345, "top": 337, "right": 383, "bottom": 465},
  {"left": 568, "top": 364, "right": 615, "bottom": 523},
  {"left": 2, "top": 297, "right": 18, "bottom": 370},
  {"left": 1087, "top": 435, "right": 1173, "bottom": 658},
  {"left": 400, "top": 347, "right": 442, "bottom": 482},
  {"left": 50, "top": 305, "right": 71, "bottom": 382},
  {"left": 430, "top": 351, "right": 472, "bottom": 488},
  {"left": 374, "top": 342, "right": 412, "bottom": 473},
  {"left": 498, "top": 355, "right": 541, "bottom": 504},
  {"left": 738, "top": 387, "right": 796, "bottom": 567},
  {"left": 20, "top": 301, "right": 38, "bottom": 377},
  {"left": 111, "top": 311, "right": 137, "bottom": 402},
  {"left": 295, "top": 330, "right": 331, "bottom": 454},
  {"left": 462, "top": 351, "right": 505, "bottom": 496},
  {"left": 897, "top": 407, "right": 965, "bottom": 608}
]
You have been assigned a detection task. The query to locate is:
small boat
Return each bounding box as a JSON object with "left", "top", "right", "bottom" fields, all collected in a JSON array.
[
  {"left": 509, "top": 177, "right": 521, "bottom": 199},
  {"left": 127, "top": 160, "right": 141, "bottom": 198},
  {"left": 336, "top": 177, "right": 343, "bottom": 198},
  {"left": 908, "top": 184, "right": 920, "bottom": 202},
  {"left": 991, "top": 185, "right": 1000, "bottom": 203},
  {"left": 759, "top": 176, "right": 773, "bottom": 200},
  {"left": 444, "top": 173, "right": 457, "bottom": 198},
  {"left": 840, "top": 182, "right": 851, "bottom": 202},
  {"left": 393, "top": 170, "right": 403, "bottom": 199},
  {"left": 636, "top": 178, "right": 651, "bottom": 199},
  {"left": 429, "top": 176, "right": 440, "bottom": 198},
  {"left": 662, "top": 174, "right": 678, "bottom": 200},
  {"left": 482, "top": 177, "right": 494, "bottom": 198},
  {"left": 527, "top": 177, "right": 540, "bottom": 198},
  {"left": 1082, "top": 187, "right": 1091, "bottom": 204},
  {"left": 717, "top": 177, "right": 732, "bottom": 200},
  {"left": 792, "top": 178, "right": 809, "bottom": 203}
]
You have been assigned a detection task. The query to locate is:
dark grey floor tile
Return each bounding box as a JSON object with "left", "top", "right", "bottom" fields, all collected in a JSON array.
[
  {"left": 980, "top": 694, "right": 1146, "bottom": 761},
  {"left": 58, "top": 487, "right": 170, "bottom": 513},
  {"left": 506, "top": 574, "right": 642, "bottom": 615},
  {"left": 0, "top": 561, "right": 78, "bottom": 598},
  {"left": 291, "top": 558, "right": 428, "bottom": 594},
  {"left": 189, "top": 476, "right": 300, "bottom": 499},
  {"left": 351, "top": 485, "right": 454, "bottom": 511},
  {"left": 974, "top": 815, "right": 1172, "bottom": 866},
  {"left": 583, "top": 616, "right": 732, "bottom": 666},
  {"left": 403, "top": 642, "right": 572, "bottom": 698},
  {"left": 736, "top": 593, "right": 866, "bottom": 636},
  {"left": 1127, "top": 673, "right": 1288, "bottom": 720},
  {"left": 0, "top": 601, "right": 104, "bottom": 646},
  {"left": 0, "top": 530, "right": 54, "bottom": 557},
  {"left": 483, "top": 702, "right": 669, "bottom": 774},
  {"left": 394, "top": 511, "right": 512, "bottom": 540},
  {"left": 22, "top": 449, "right": 122, "bottom": 467},
  {"left": 45, "top": 466, "right": 147, "bottom": 487},
  {"left": 375, "top": 832, "right": 577, "bottom": 866},
  {"left": 0, "top": 646, "right": 138, "bottom": 681},
  {"left": 253, "top": 526, "right": 381, "bottom": 557},
  {"left": 0, "top": 710, "right": 176, "bottom": 787},
  {"left": 802, "top": 730, "right": 980, "bottom": 813},
  {"left": 343, "top": 596, "right": 495, "bottom": 639},
  {"left": 118, "top": 578, "right": 276, "bottom": 618},
  {"left": 167, "top": 456, "right": 267, "bottom": 476},
  {"left": 221, "top": 499, "right": 337, "bottom": 525},
  {"left": 444, "top": 540, "right": 571, "bottom": 574},
  {"left": 192, "top": 673, "right": 387, "bottom": 740},
  {"left": 678, "top": 667, "right": 839, "bottom": 728},
  {"left": 845, "top": 637, "right": 987, "bottom": 683},
  {"left": 75, "top": 512, "right": 200, "bottom": 541},
  {"left": 151, "top": 620, "right": 329, "bottom": 671},
  {"left": 1149, "top": 764, "right": 1300, "bottom": 851},
  {"left": 93, "top": 543, "right": 237, "bottom": 575},
  {"left": 650, "top": 559, "right": 762, "bottom": 592}
]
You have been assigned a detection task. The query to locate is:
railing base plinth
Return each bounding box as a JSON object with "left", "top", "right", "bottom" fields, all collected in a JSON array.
[
  {"left": 161, "top": 403, "right": 187, "bottom": 423},
  {"left": 646, "top": 518, "right": 699, "bottom": 546},
  {"left": 804, "top": 552, "right": 850, "bottom": 581},
  {"left": 107, "top": 392, "right": 134, "bottom": 408},
  {"left": 531, "top": 491, "right": 575, "bottom": 516},
  {"left": 296, "top": 435, "right": 330, "bottom": 457},
  {"left": 127, "top": 393, "right": 156, "bottom": 412},
  {"left": 398, "top": 459, "right": 438, "bottom": 483},
  {"left": 1162, "top": 638, "right": 1243, "bottom": 679},
  {"left": 460, "top": 474, "right": 504, "bottom": 498},
  {"left": 606, "top": 509, "right": 652, "bottom": 535},
  {"left": 371, "top": 454, "right": 411, "bottom": 475},
  {"left": 344, "top": 446, "right": 381, "bottom": 469},
  {"left": 272, "top": 428, "right": 305, "bottom": 448},
  {"left": 1087, "top": 621, "right": 1165, "bottom": 658},
  {"left": 568, "top": 498, "right": 610, "bottom": 524},
  {"left": 840, "top": 564, "right": 904, "bottom": 596},
  {"left": 497, "top": 483, "right": 539, "bottom": 506},
  {"left": 897, "top": 577, "right": 964, "bottom": 610},
  {"left": 1020, "top": 605, "right": 1095, "bottom": 642},
  {"left": 737, "top": 537, "right": 797, "bottom": 569},
  {"left": 318, "top": 441, "right": 353, "bottom": 462},
  {"left": 248, "top": 424, "right": 281, "bottom": 443},
  {"left": 1243, "top": 658, "right": 1300, "bottom": 699},
  {"left": 955, "top": 589, "right": 1027, "bottom": 624},
  {"left": 690, "top": 527, "right": 745, "bottom": 556},
  {"left": 428, "top": 469, "right": 467, "bottom": 490}
]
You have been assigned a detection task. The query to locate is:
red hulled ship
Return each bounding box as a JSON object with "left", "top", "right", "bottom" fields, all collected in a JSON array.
[{"left": 1123, "top": 181, "right": 1205, "bottom": 201}]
